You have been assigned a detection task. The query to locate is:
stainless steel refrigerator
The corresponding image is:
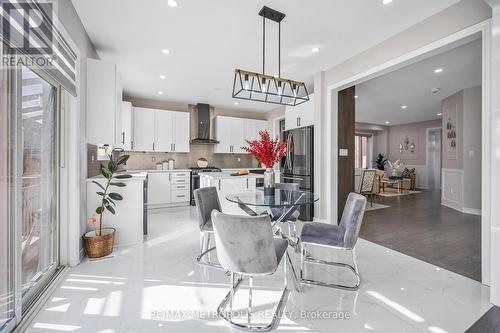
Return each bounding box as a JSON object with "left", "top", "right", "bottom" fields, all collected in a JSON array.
[{"left": 281, "top": 126, "right": 314, "bottom": 221}]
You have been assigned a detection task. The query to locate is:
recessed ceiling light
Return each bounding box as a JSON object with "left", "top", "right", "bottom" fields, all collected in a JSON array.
[
  {"left": 434, "top": 68, "right": 443, "bottom": 73},
  {"left": 401, "top": 105, "right": 407, "bottom": 110},
  {"left": 311, "top": 47, "right": 320, "bottom": 53},
  {"left": 160, "top": 75, "right": 165, "bottom": 79},
  {"left": 354, "top": 95, "right": 359, "bottom": 99},
  {"left": 167, "top": 0, "right": 178, "bottom": 8},
  {"left": 162, "top": 49, "right": 170, "bottom": 54},
  {"left": 383, "top": 0, "right": 393, "bottom": 4},
  {"left": 385, "top": 121, "right": 390, "bottom": 125},
  {"left": 233, "top": 102, "right": 238, "bottom": 105},
  {"left": 437, "top": 113, "right": 442, "bottom": 116},
  {"left": 158, "top": 91, "right": 164, "bottom": 95}
]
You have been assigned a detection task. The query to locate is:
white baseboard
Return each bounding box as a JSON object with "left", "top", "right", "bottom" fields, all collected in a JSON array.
[
  {"left": 441, "top": 198, "right": 463, "bottom": 212},
  {"left": 463, "top": 207, "right": 481, "bottom": 216},
  {"left": 442, "top": 198, "right": 481, "bottom": 216},
  {"left": 79, "top": 247, "right": 85, "bottom": 263}
]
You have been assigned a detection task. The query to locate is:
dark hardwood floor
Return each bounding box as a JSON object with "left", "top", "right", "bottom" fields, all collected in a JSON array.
[
  {"left": 466, "top": 306, "right": 500, "bottom": 332},
  {"left": 360, "top": 190, "right": 481, "bottom": 281}
]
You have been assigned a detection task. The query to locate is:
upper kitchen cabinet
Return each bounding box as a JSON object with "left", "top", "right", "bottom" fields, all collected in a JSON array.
[
  {"left": 172, "top": 111, "right": 190, "bottom": 152},
  {"left": 214, "top": 116, "right": 244, "bottom": 154},
  {"left": 86, "top": 59, "right": 123, "bottom": 145},
  {"left": 214, "top": 116, "right": 267, "bottom": 154},
  {"left": 285, "top": 93, "right": 315, "bottom": 130},
  {"left": 154, "top": 110, "right": 174, "bottom": 152},
  {"left": 121, "top": 101, "right": 133, "bottom": 150},
  {"left": 133, "top": 107, "right": 155, "bottom": 151},
  {"left": 132, "top": 108, "right": 190, "bottom": 152}
]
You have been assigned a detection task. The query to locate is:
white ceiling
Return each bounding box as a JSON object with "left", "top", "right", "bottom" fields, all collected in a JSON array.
[
  {"left": 355, "top": 38, "right": 481, "bottom": 126},
  {"left": 72, "top": 0, "right": 460, "bottom": 113}
]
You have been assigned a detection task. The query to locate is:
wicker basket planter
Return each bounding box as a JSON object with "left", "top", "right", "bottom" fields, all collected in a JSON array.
[{"left": 83, "top": 228, "right": 115, "bottom": 258}]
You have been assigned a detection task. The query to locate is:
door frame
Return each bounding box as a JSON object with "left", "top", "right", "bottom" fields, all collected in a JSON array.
[{"left": 326, "top": 20, "right": 492, "bottom": 285}]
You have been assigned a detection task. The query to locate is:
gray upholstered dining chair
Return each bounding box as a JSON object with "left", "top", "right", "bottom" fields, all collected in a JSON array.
[
  {"left": 211, "top": 211, "right": 289, "bottom": 332},
  {"left": 194, "top": 187, "right": 222, "bottom": 269},
  {"left": 300, "top": 192, "right": 367, "bottom": 290}
]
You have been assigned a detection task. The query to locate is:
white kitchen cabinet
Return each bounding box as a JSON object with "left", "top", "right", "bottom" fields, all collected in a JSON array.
[
  {"left": 121, "top": 101, "right": 133, "bottom": 150},
  {"left": 154, "top": 111, "right": 174, "bottom": 152},
  {"left": 132, "top": 108, "right": 190, "bottom": 152},
  {"left": 253, "top": 119, "right": 268, "bottom": 139},
  {"left": 86, "top": 59, "right": 123, "bottom": 145},
  {"left": 148, "top": 173, "right": 172, "bottom": 206},
  {"left": 215, "top": 116, "right": 267, "bottom": 154},
  {"left": 230, "top": 118, "right": 245, "bottom": 154},
  {"left": 133, "top": 107, "right": 155, "bottom": 151},
  {"left": 172, "top": 112, "right": 190, "bottom": 152},
  {"left": 285, "top": 93, "right": 315, "bottom": 130},
  {"left": 200, "top": 173, "right": 257, "bottom": 214},
  {"left": 214, "top": 117, "right": 232, "bottom": 153},
  {"left": 147, "top": 171, "right": 190, "bottom": 208}
]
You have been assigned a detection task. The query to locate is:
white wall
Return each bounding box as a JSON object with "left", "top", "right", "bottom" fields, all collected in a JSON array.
[
  {"left": 441, "top": 86, "right": 482, "bottom": 214},
  {"left": 463, "top": 86, "right": 482, "bottom": 211},
  {"left": 58, "top": 0, "right": 98, "bottom": 262}
]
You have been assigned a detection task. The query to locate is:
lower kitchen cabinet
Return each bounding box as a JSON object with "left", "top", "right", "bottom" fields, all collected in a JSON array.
[
  {"left": 200, "top": 174, "right": 257, "bottom": 215},
  {"left": 147, "top": 171, "right": 190, "bottom": 208}
]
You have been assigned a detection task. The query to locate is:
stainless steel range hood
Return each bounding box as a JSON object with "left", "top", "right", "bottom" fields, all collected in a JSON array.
[{"left": 190, "top": 103, "right": 219, "bottom": 144}]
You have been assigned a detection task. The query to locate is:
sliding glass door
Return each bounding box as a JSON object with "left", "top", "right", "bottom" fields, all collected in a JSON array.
[
  {"left": 0, "top": 44, "right": 60, "bottom": 333},
  {"left": 0, "top": 42, "right": 15, "bottom": 333},
  {"left": 19, "top": 66, "right": 58, "bottom": 304}
]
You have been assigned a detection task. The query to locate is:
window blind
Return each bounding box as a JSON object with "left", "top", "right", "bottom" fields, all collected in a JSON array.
[{"left": 0, "top": 0, "right": 78, "bottom": 96}]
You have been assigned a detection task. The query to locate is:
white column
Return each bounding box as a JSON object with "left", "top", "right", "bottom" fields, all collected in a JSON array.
[{"left": 486, "top": 0, "right": 500, "bottom": 306}]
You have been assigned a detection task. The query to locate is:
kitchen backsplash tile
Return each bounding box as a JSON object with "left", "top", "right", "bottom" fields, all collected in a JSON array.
[{"left": 87, "top": 143, "right": 259, "bottom": 178}]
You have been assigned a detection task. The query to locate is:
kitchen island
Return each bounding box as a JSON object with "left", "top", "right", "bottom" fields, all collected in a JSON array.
[{"left": 200, "top": 172, "right": 264, "bottom": 215}]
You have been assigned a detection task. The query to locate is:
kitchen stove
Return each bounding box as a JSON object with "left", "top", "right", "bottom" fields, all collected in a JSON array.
[{"left": 190, "top": 166, "right": 222, "bottom": 205}]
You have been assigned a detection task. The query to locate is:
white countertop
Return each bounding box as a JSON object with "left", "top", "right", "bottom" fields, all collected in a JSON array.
[
  {"left": 127, "top": 169, "right": 191, "bottom": 173},
  {"left": 86, "top": 171, "right": 148, "bottom": 182},
  {"left": 199, "top": 172, "right": 264, "bottom": 180}
]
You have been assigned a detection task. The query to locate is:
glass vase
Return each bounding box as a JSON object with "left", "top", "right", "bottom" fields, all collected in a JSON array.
[{"left": 264, "top": 168, "right": 275, "bottom": 196}]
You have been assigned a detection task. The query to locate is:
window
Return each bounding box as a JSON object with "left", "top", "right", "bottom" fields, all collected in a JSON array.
[{"left": 355, "top": 134, "right": 372, "bottom": 169}]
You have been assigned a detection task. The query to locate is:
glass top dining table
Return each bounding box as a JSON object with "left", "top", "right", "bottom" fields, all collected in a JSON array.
[{"left": 226, "top": 189, "right": 319, "bottom": 208}]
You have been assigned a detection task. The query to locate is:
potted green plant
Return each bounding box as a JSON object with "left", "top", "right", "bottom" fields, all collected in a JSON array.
[
  {"left": 374, "top": 153, "right": 388, "bottom": 171},
  {"left": 83, "top": 153, "right": 131, "bottom": 258}
]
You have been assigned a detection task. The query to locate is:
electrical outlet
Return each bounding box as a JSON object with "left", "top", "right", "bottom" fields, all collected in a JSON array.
[
  {"left": 237, "top": 157, "right": 241, "bottom": 162},
  {"left": 152, "top": 156, "right": 156, "bottom": 162}
]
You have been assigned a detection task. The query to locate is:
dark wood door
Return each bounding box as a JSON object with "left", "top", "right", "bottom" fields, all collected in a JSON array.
[{"left": 338, "top": 86, "right": 356, "bottom": 221}]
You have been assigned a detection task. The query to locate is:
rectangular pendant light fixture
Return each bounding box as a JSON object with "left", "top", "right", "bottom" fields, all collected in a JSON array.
[
  {"left": 232, "top": 69, "right": 309, "bottom": 106},
  {"left": 232, "top": 6, "right": 309, "bottom": 106}
]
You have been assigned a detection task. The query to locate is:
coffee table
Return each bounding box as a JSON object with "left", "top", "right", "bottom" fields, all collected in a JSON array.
[{"left": 380, "top": 178, "right": 410, "bottom": 194}]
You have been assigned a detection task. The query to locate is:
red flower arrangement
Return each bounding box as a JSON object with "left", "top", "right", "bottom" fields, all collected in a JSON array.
[{"left": 242, "top": 130, "right": 288, "bottom": 168}]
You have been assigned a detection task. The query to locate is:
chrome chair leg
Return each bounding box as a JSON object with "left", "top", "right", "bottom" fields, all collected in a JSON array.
[
  {"left": 300, "top": 243, "right": 360, "bottom": 291},
  {"left": 196, "top": 231, "right": 223, "bottom": 269},
  {"left": 217, "top": 268, "right": 290, "bottom": 332},
  {"left": 248, "top": 277, "right": 253, "bottom": 325}
]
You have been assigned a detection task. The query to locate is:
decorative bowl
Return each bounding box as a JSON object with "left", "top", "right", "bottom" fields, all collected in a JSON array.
[{"left": 197, "top": 158, "right": 208, "bottom": 168}]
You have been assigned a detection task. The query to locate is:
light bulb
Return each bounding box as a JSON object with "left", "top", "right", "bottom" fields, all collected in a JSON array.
[
  {"left": 261, "top": 78, "right": 267, "bottom": 93},
  {"left": 292, "top": 84, "right": 298, "bottom": 97},
  {"left": 243, "top": 74, "right": 250, "bottom": 90},
  {"left": 277, "top": 81, "right": 283, "bottom": 96}
]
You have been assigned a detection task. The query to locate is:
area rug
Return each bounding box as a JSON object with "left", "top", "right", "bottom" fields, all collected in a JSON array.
[
  {"left": 378, "top": 190, "right": 421, "bottom": 197},
  {"left": 365, "top": 203, "right": 391, "bottom": 211}
]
